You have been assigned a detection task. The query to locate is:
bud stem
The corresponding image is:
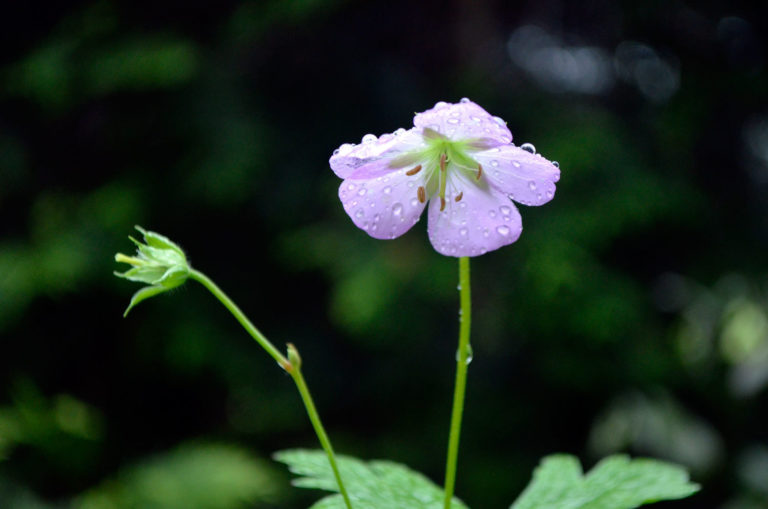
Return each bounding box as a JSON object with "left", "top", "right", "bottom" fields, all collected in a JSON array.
[{"left": 187, "top": 269, "right": 353, "bottom": 509}]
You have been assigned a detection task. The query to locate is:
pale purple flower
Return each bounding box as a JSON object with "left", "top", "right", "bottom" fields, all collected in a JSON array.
[{"left": 330, "top": 99, "right": 560, "bottom": 257}]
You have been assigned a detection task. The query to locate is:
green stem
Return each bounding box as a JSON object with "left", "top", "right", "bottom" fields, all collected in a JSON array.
[
  {"left": 188, "top": 269, "right": 353, "bottom": 509},
  {"left": 289, "top": 348, "right": 353, "bottom": 509},
  {"left": 443, "top": 256, "right": 472, "bottom": 509}
]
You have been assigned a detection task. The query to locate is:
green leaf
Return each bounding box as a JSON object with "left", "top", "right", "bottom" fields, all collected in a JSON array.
[
  {"left": 75, "top": 443, "right": 279, "bottom": 509},
  {"left": 511, "top": 454, "right": 700, "bottom": 509},
  {"left": 274, "top": 449, "right": 468, "bottom": 509}
]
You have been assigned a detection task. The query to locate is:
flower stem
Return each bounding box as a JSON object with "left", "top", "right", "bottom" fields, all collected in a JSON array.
[
  {"left": 188, "top": 269, "right": 353, "bottom": 509},
  {"left": 443, "top": 256, "right": 472, "bottom": 509}
]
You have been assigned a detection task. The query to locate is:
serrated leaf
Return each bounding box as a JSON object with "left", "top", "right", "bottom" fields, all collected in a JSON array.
[
  {"left": 511, "top": 454, "right": 700, "bottom": 509},
  {"left": 274, "top": 449, "right": 468, "bottom": 509}
]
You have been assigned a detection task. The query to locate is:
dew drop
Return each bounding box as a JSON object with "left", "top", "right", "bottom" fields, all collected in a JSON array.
[
  {"left": 460, "top": 97, "right": 470, "bottom": 103},
  {"left": 489, "top": 210, "right": 497, "bottom": 218},
  {"left": 521, "top": 143, "right": 536, "bottom": 154},
  {"left": 394, "top": 128, "right": 406, "bottom": 136},
  {"left": 371, "top": 224, "right": 378, "bottom": 232},
  {"left": 456, "top": 344, "right": 474, "bottom": 364},
  {"left": 333, "top": 148, "right": 340, "bottom": 156},
  {"left": 492, "top": 116, "right": 506, "bottom": 126},
  {"left": 362, "top": 222, "right": 369, "bottom": 230},
  {"left": 512, "top": 161, "right": 521, "bottom": 168},
  {"left": 546, "top": 190, "right": 554, "bottom": 198},
  {"left": 459, "top": 227, "right": 468, "bottom": 237},
  {"left": 500, "top": 205, "right": 511, "bottom": 216},
  {"left": 355, "top": 209, "right": 365, "bottom": 219},
  {"left": 347, "top": 183, "right": 357, "bottom": 191},
  {"left": 410, "top": 198, "right": 419, "bottom": 207},
  {"left": 392, "top": 203, "right": 403, "bottom": 216},
  {"left": 383, "top": 186, "right": 392, "bottom": 195},
  {"left": 483, "top": 228, "right": 490, "bottom": 238},
  {"left": 496, "top": 225, "right": 511, "bottom": 236},
  {"left": 373, "top": 214, "right": 380, "bottom": 223},
  {"left": 552, "top": 161, "right": 560, "bottom": 168},
  {"left": 362, "top": 134, "right": 377, "bottom": 144},
  {"left": 357, "top": 188, "right": 367, "bottom": 196},
  {"left": 447, "top": 118, "right": 460, "bottom": 125},
  {"left": 528, "top": 181, "right": 537, "bottom": 191},
  {"left": 490, "top": 160, "right": 499, "bottom": 167}
]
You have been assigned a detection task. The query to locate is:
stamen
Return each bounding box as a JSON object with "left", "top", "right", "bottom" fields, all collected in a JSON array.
[
  {"left": 440, "top": 153, "right": 447, "bottom": 172},
  {"left": 418, "top": 186, "right": 426, "bottom": 203},
  {"left": 476, "top": 163, "right": 483, "bottom": 180},
  {"left": 455, "top": 192, "right": 463, "bottom": 202},
  {"left": 406, "top": 164, "right": 422, "bottom": 176},
  {"left": 440, "top": 197, "right": 446, "bottom": 211}
]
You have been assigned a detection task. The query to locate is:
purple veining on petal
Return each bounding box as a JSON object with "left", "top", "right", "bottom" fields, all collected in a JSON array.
[
  {"left": 329, "top": 128, "right": 424, "bottom": 179},
  {"left": 339, "top": 167, "right": 428, "bottom": 240},
  {"left": 427, "top": 172, "right": 522, "bottom": 257},
  {"left": 475, "top": 145, "right": 560, "bottom": 206},
  {"left": 413, "top": 99, "right": 513, "bottom": 144}
]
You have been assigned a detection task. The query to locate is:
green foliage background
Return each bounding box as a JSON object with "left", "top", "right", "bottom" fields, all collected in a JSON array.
[{"left": 1, "top": 1, "right": 767, "bottom": 507}]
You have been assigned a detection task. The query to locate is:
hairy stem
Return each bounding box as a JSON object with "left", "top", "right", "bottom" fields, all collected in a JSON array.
[{"left": 443, "top": 256, "right": 472, "bottom": 509}]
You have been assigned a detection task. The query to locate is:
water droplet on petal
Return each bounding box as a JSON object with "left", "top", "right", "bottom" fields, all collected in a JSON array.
[
  {"left": 521, "top": 143, "right": 536, "bottom": 154},
  {"left": 362, "top": 134, "right": 377, "bottom": 144},
  {"left": 347, "top": 183, "right": 357, "bottom": 191},
  {"left": 500, "top": 205, "right": 511, "bottom": 216},
  {"left": 528, "top": 181, "right": 537, "bottom": 191},
  {"left": 410, "top": 198, "right": 419, "bottom": 207},
  {"left": 552, "top": 161, "right": 560, "bottom": 168},
  {"left": 512, "top": 161, "right": 521, "bottom": 168},
  {"left": 383, "top": 186, "right": 392, "bottom": 195},
  {"left": 394, "top": 128, "right": 406, "bottom": 136},
  {"left": 355, "top": 209, "right": 365, "bottom": 219},
  {"left": 460, "top": 97, "right": 470, "bottom": 103},
  {"left": 459, "top": 227, "right": 468, "bottom": 237},
  {"left": 358, "top": 188, "right": 367, "bottom": 196},
  {"left": 362, "top": 222, "right": 369, "bottom": 230},
  {"left": 483, "top": 228, "right": 490, "bottom": 238},
  {"left": 492, "top": 116, "right": 506, "bottom": 126},
  {"left": 373, "top": 214, "right": 380, "bottom": 223},
  {"left": 489, "top": 210, "right": 497, "bottom": 218},
  {"left": 333, "top": 148, "right": 340, "bottom": 156},
  {"left": 392, "top": 203, "right": 403, "bottom": 216},
  {"left": 490, "top": 160, "right": 499, "bottom": 167},
  {"left": 496, "top": 225, "right": 510, "bottom": 236},
  {"left": 447, "top": 118, "right": 460, "bottom": 125}
]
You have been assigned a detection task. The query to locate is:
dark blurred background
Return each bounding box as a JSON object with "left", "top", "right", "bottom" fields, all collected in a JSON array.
[{"left": 2, "top": 0, "right": 768, "bottom": 507}]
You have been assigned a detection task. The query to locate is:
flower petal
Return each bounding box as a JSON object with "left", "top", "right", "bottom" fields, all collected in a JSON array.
[
  {"left": 330, "top": 129, "right": 425, "bottom": 179},
  {"left": 427, "top": 173, "right": 522, "bottom": 257},
  {"left": 476, "top": 145, "right": 560, "bottom": 206},
  {"left": 339, "top": 168, "right": 428, "bottom": 240},
  {"left": 413, "top": 99, "right": 513, "bottom": 144}
]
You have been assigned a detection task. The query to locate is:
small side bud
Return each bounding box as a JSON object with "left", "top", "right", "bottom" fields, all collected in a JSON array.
[{"left": 287, "top": 343, "right": 302, "bottom": 371}]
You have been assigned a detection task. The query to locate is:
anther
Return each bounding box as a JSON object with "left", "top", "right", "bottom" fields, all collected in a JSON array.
[
  {"left": 440, "top": 197, "right": 446, "bottom": 211},
  {"left": 455, "top": 192, "right": 463, "bottom": 202},
  {"left": 406, "top": 164, "right": 422, "bottom": 176},
  {"left": 418, "top": 186, "right": 426, "bottom": 203},
  {"left": 440, "top": 153, "right": 447, "bottom": 172},
  {"left": 476, "top": 163, "right": 483, "bottom": 180}
]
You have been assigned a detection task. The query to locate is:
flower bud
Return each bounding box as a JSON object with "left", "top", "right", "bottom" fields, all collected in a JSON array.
[{"left": 114, "top": 226, "right": 190, "bottom": 316}]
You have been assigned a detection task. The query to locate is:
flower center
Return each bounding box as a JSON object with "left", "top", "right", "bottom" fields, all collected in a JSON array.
[{"left": 419, "top": 129, "right": 484, "bottom": 210}]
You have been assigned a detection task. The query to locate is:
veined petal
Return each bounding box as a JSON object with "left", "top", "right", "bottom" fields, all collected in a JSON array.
[
  {"left": 427, "top": 172, "right": 522, "bottom": 257},
  {"left": 413, "top": 100, "right": 513, "bottom": 145},
  {"left": 330, "top": 128, "right": 425, "bottom": 179},
  {"left": 339, "top": 168, "right": 428, "bottom": 240},
  {"left": 476, "top": 145, "right": 560, "bottom": 206}
]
